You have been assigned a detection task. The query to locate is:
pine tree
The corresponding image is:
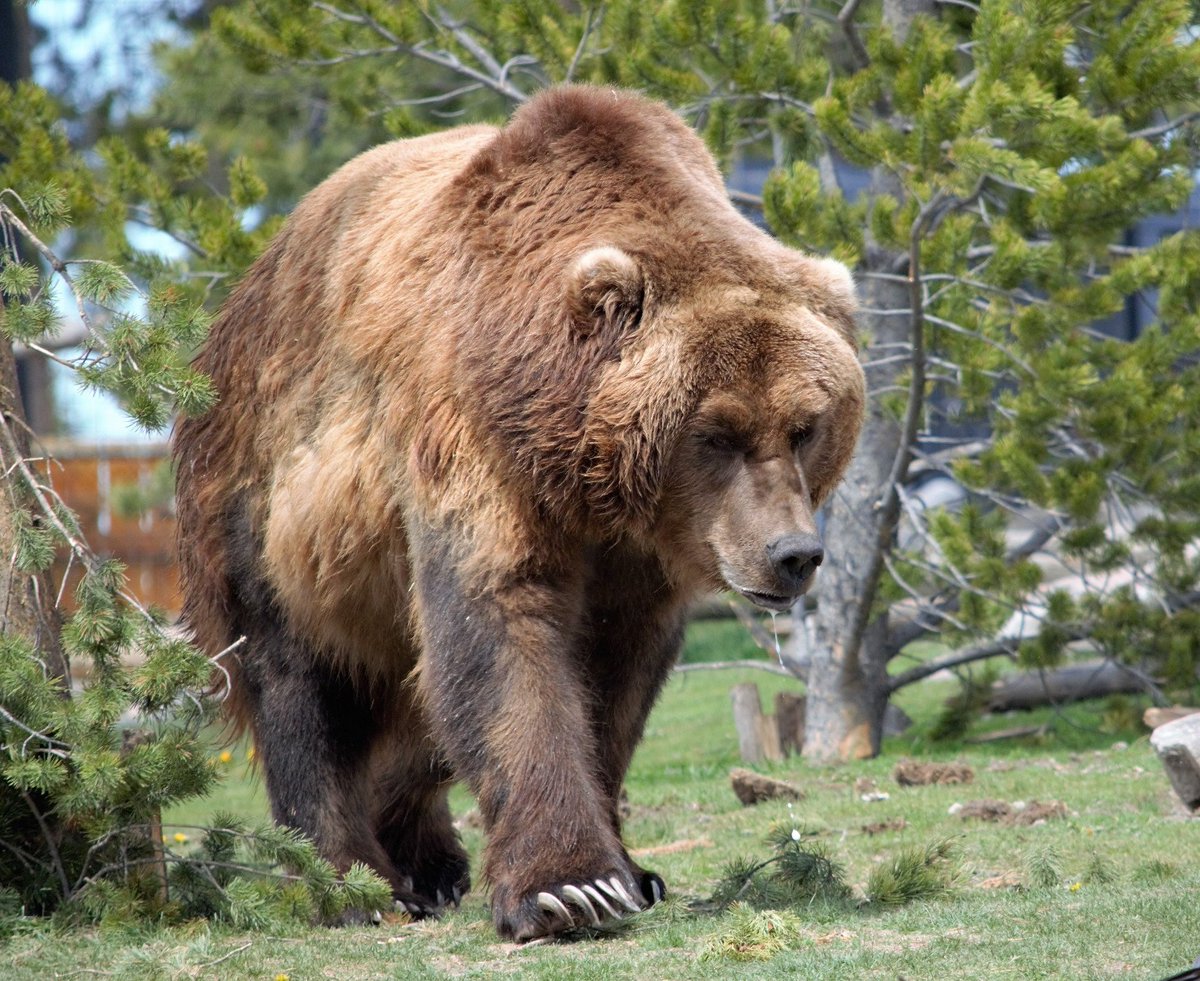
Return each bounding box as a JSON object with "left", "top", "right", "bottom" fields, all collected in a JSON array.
[{"left": 0, "top": 74, "right": 390, "bottom": 921}]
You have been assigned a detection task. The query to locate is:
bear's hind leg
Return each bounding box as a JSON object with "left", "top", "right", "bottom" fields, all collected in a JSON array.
[
  {"left": 370, "top": 701, "right": 470, "bottom": 912},
  {"left": 244, "top": 634, "right": 441, "bottom": 917}
]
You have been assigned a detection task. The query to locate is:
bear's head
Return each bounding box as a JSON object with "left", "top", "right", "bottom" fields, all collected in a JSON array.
[
  {"left": 577, "top": 242, "right": 864, "bottom": 607},
  {"left": 442, "top": 86, "right": 864, "bottom": 605}
]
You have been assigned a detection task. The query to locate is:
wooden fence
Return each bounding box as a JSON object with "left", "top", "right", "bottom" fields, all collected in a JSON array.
[{"left": 41, "top": 440, "right": 179, "bottom": 615}]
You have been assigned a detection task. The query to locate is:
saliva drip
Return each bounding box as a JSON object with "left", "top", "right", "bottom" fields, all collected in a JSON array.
[{"left": 769, "top": 611, "right": 782, "bottom": 666}]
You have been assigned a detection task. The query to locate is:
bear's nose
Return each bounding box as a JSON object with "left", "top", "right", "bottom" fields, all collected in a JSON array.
[{"left": 766, "top": 533, "right": 824, "bottom": 591}]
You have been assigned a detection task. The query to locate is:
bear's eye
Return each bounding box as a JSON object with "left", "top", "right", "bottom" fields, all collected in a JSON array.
[
  {"left": 701, "top": 430, "right": 742, "bottom": 454},
  {"left": 790, "top": 425, "right": 816, "bottom": 452}
]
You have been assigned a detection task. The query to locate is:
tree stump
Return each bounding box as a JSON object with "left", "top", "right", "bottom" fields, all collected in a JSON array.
[
  {"left": 774, "top": 692, "right": 806, "bottom": 756},
  {"left": 1149, "top": 714, "right": 1200, "bottom": 812},
  {"left": 730, "top": 683, "right": 783, "bottom": 762}
]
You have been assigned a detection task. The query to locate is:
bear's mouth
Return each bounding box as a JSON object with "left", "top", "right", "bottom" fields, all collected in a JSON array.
[{"left": 735, "top": 588, "right": 797, "bottom": 613}]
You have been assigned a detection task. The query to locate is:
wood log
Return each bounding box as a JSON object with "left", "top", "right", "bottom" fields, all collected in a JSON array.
[{"left": 985, "top": 660, "right": 1154, "bottom": 712}]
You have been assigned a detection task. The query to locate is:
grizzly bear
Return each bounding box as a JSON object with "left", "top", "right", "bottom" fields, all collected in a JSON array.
[{"left": 173, "top": 85, "right": 864, "bottom": 941}]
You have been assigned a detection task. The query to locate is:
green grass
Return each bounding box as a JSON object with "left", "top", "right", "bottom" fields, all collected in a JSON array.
[{"left": 5, "top": 620, "right": 1196, "bottom": 979}]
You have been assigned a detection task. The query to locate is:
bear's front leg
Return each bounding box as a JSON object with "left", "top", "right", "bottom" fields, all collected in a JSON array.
[{"left": 412, "top": 533, "right": 645, "bottom": 940}]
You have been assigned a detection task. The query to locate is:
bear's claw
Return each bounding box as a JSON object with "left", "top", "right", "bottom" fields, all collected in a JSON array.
[
  {"left": 600, "top": 876, "right": 643, "bottom": 913},
  {"left": 581, "top": 882, "right": 619, "bottom": 919},
  {"left": 560, "top": 884, "right": 601, "bottom": 926},
  {"left": 530, "top": 875, "right": 648, "bottom": 937},
  {"left": 536, "top": 891, "right": 573, "bottom": 925}
]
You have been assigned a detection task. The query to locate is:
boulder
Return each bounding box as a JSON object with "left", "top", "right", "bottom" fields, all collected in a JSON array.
[{"left": 1149, "top": 714, "right": 1200, "bottom": 811}]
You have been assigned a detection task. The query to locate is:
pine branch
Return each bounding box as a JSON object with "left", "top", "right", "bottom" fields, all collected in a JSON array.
[
  {"left": 887, "top": 589, "right": 1200, "bottom": 693},
  {"left": 310, "top": 2, "right": 530, "bottom": 103}
]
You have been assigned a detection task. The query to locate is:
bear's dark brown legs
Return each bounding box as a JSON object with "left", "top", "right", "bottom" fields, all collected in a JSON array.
[
  {"left": 581, "top": 551, "right": 689, "bottom": 907},
  {"left": 413, "top": 532, "right": 644, "bottom": 941},
  {"left": 236, "top": 619, "right": 439, "bottom": 916},
  {"left": 369, "top": 692, "right": 470, "bottom": 911}
]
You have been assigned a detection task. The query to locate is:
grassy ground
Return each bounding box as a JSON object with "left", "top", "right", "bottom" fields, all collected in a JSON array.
[{"left": 5, "top": 620, "right": 1197, "bottom": 980}]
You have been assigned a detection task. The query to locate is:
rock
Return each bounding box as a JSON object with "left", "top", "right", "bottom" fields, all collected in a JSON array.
[
  {"left": 1143, "top": 706, "right": 1200, "bottom": 730},
  {"left": 1149, "top": 713, "right": 1200, "bottom": 811},
  {"left": 730, "top": 768, "right": 804, "bottom": 806}
]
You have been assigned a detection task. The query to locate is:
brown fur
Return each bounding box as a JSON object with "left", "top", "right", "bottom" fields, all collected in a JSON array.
[{"left": 173, "top": 86, "right": 864, "bottom": 940}]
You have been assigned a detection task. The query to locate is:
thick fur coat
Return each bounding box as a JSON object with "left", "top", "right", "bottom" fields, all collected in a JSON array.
[{"left": 174, "top": 86, "right": 865, "bottom": 940}]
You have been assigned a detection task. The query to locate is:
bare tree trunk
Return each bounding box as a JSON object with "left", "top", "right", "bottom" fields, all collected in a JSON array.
[
  {"left": 0, "top": 319, "right": 66, "bottom": 681},
  {"left": 0, "top": 0, "right": 33, "bottom": 85},
  {"left": 0, "top": 7, "right": 64, "bottom": 678},
  {"left": 804, "top": 243, "right": 907, "bottom": 760},
  {"left": 802, "top": 0, "right": 935, "bottom": 762}
]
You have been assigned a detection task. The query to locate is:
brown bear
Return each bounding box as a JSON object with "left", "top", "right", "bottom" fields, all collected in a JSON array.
[{"left": 173, "top": 85, "right": 864, "bottom": 941}]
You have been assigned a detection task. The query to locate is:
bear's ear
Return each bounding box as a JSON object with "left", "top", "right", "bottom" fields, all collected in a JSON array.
[
  {"left": 566, "top": 246, "right": 644, "bottom": 339},
  {"left": 805, "top": 256, "right": 859, "bottom": 349}
]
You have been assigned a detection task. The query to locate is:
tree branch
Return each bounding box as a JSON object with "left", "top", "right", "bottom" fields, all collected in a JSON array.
[
  {"left": 311, "top": 1, "right": 529, "bottom": 104},
  {"left": 837, "top": 0, "right": 871, "bottom": 69},
  {"left": 674, "top": 659, "right": 793, "bottom": 677},
  {"left": 887, "top": 636, "right": 1022, "bottom": 692}
]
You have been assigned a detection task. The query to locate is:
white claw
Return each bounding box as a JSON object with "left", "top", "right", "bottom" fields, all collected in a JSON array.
[
  {"left": 404, "top": 902, "right": 422, "bottom": 915},
  {"left": 436, "top": 889, "right": 446, "bottom": 908},
  {"left": 596, "top": 877, "right": 639, "bottom": 914},
  {"left": 561, "top": 884, "right": 601, "bottom": 927},
  {"left": 651, "top": 878, "right": 664, "bottom": 904},
  {"left": 452, "top": 885, "right": 462, "bottom": 905},
  {"left": 370, "top": 909, "right": 383, "bottom": 924},
  {"left": 536, "top": 891, "right": 573, "bottom": 926},
  {"left": 608, "top": 876, "right": 643, "bottom": 913},
  {"left": 582, "top": 882, "right": 620, "bottom": 920}
]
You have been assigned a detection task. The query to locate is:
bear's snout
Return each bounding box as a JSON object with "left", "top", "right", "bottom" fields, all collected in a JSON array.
[{"left": 766, "top": 531, "right": 824, "bottom": 592}]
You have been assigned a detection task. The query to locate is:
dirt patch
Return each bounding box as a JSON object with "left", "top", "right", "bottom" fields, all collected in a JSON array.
[
  {"left": 730, "top": 768, "right": 804, "bottom": 805},
  {"left": 952, "top": 798, "right": 1069, "bottom": 825},
  {"left": 893, "top": 759, "right": 975, "bottom": 786},
  {"left": 977, "top": 871, "right": 1023, "bottom": 890},
  {"left": 861, "top": 818, "right": 907, "bottom": 835},
  {"left": 631, "top": 836, "right": 714, "bottom": 857}
]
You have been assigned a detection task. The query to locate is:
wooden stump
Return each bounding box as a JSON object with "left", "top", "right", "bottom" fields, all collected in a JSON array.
[
  {"left": 730, "top": 683, "right": 782, "bottom": 762},
  {"left": 1149, "top": 714, "right": 1200, "bottom": 812},
  {"left": 774, "top": 692, "right": 806, "bottom": 756}
]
